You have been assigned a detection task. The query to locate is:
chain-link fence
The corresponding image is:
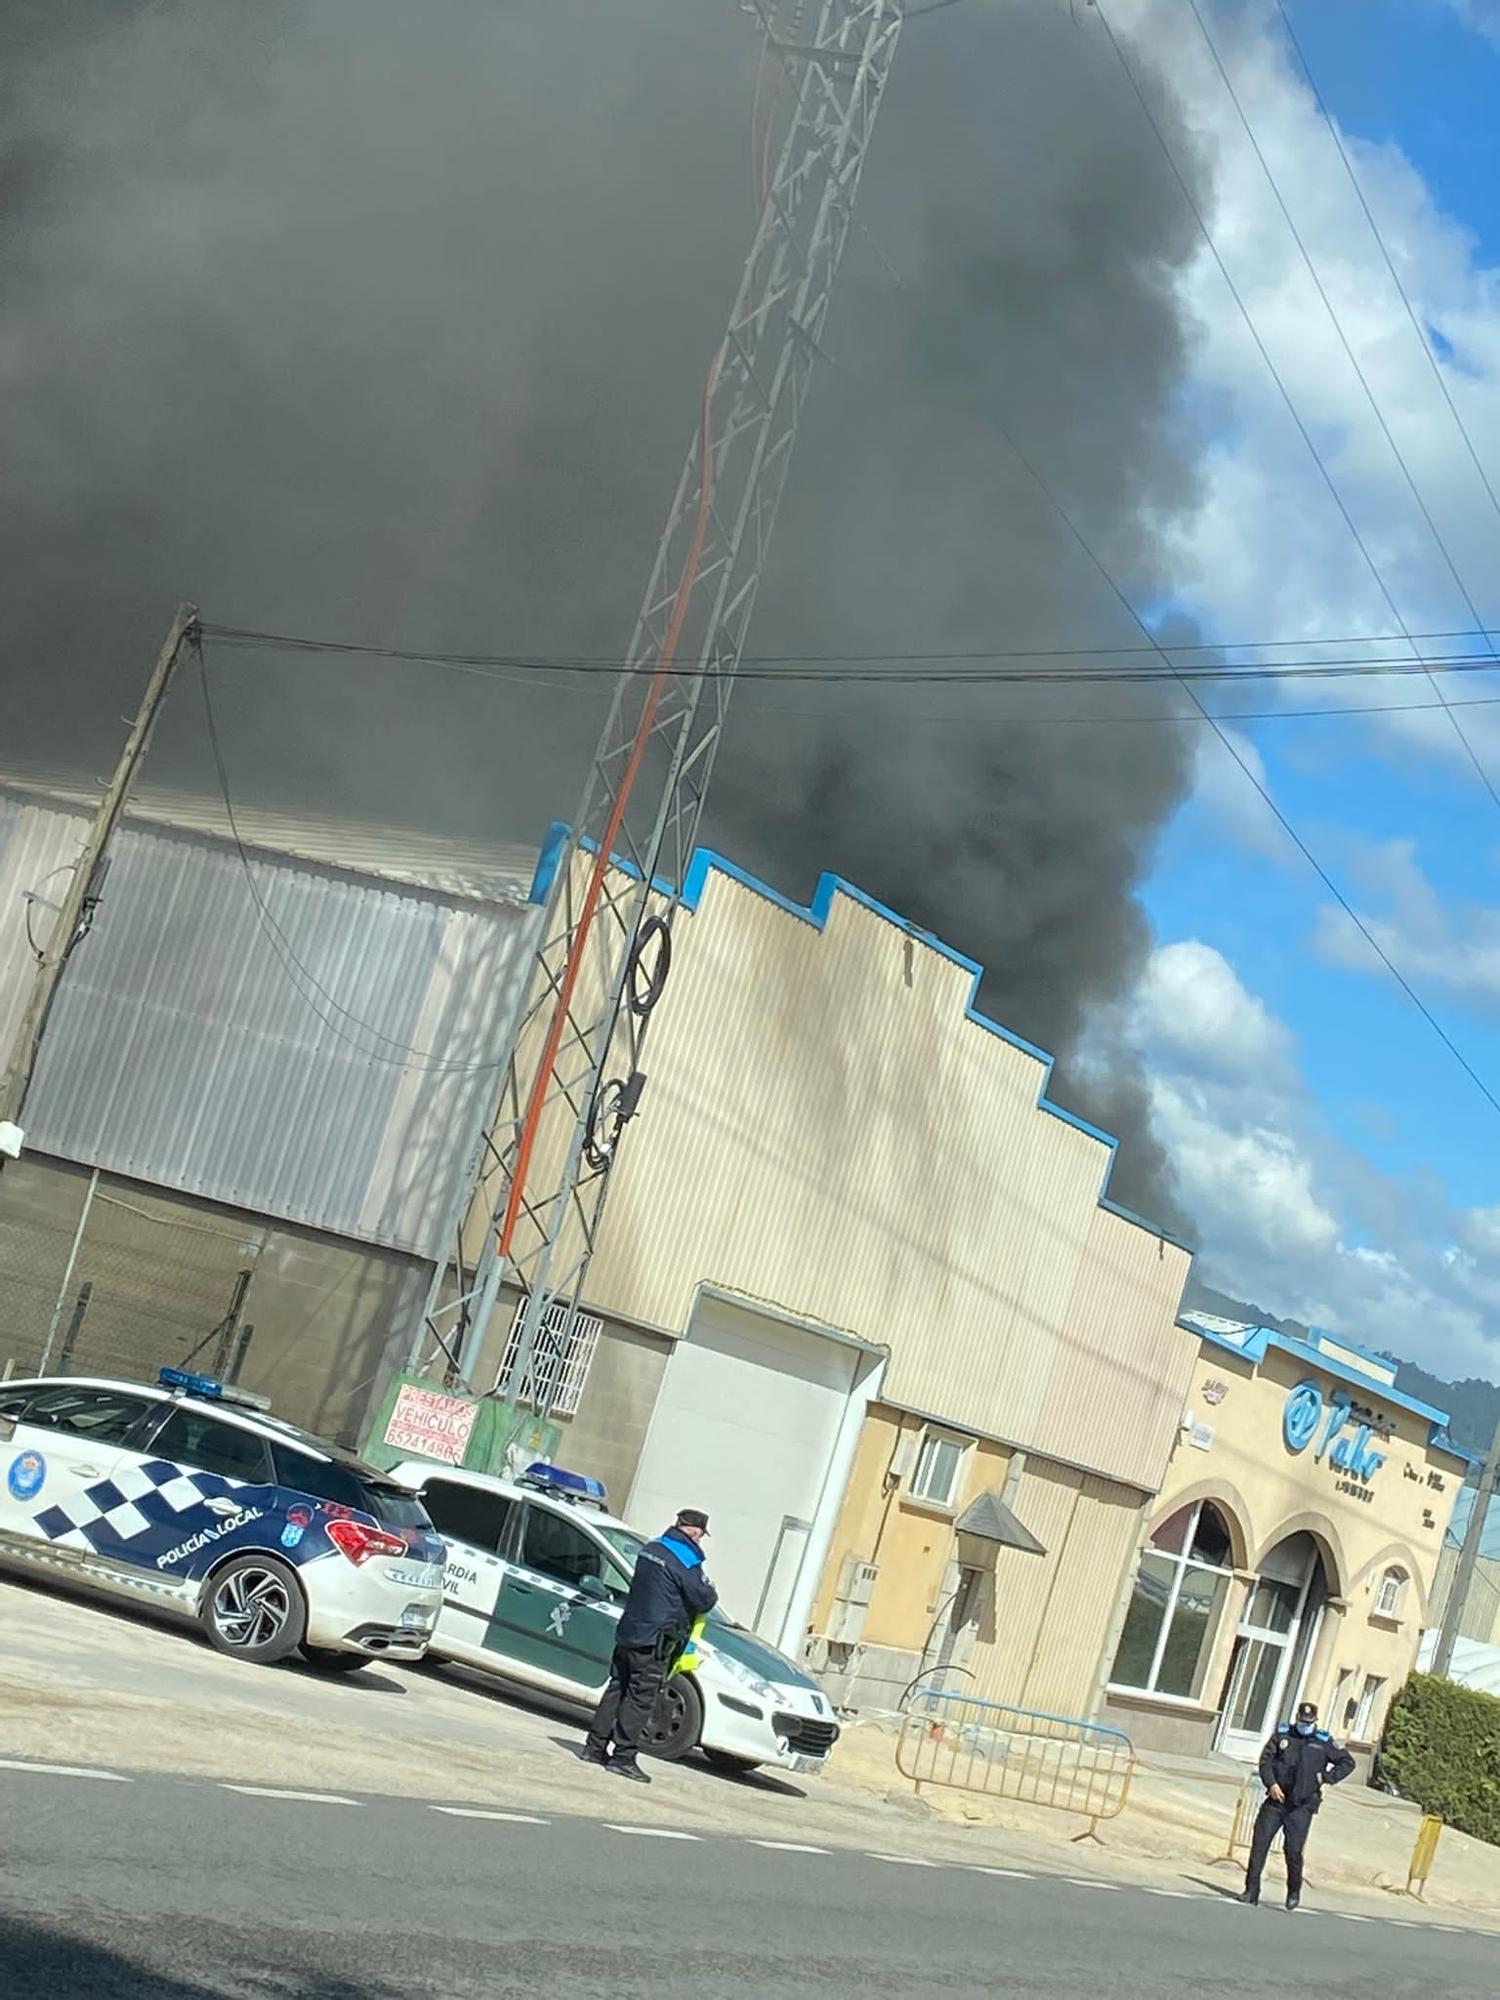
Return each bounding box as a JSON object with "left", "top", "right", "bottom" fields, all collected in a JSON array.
[
  {"left": 0, "top": 1152, "right": 432, "bottom": 1451},
  {"left": 0, "top": 1159, "right": 266, "bottom": 1388}
]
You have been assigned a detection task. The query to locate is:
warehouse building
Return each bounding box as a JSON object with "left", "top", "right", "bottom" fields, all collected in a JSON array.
[{"left": 459, "top": 847, "right": 1199, "bottom": 1715}]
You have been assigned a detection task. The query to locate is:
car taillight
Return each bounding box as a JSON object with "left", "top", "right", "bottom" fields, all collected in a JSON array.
[{"left": 326, "top": 1518, "right": 407, "bottom": 1566}]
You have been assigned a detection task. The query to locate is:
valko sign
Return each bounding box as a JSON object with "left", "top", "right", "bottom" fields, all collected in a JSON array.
[{"left": 1283, "top": 1379, "right": 1386, "bottom": 1484}]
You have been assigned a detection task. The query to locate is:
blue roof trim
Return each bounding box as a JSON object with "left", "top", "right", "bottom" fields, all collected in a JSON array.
[
  {"left": 528, "top": 821, "right": 570, "bottom": 907},
  {"left": 1184, "top": 1317, "right": 1465, "bottom": 1456},
  {"left": 568, "top": 837, "right": 1192, "bottom": 1254}
]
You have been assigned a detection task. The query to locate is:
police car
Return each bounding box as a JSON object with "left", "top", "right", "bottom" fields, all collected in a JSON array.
[
  {"left": 389, "top": 1458, "right": 840, "bottom": 1775},
  {"left": 0, "top": 1370, "right": 445, "bottom": 1668}
]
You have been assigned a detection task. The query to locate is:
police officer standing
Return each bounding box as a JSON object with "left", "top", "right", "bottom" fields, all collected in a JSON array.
[
  {"left": 580, "top": 1508, "right": 718, "bottom": 1785},
  {"left": 1240, "top": 1699, "right": 1356, "bottom": 1910}
]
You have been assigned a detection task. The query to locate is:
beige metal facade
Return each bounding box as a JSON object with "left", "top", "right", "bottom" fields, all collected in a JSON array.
[{"left": 577, "top": 857, "right": 1195, "bottom": 1497}]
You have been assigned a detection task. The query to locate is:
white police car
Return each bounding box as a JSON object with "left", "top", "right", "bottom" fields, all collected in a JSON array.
[
  {"left": 0, "top": 1370, "right": 445, "bottom": 1668},
  {"left": 389, "top": 1458, "right": 840, "bottom": 1775}
]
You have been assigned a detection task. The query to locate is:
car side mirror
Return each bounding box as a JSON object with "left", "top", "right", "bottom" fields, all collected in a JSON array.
[
  {"left": 577, "top": 1573, "right": 609, "bottom": 1601},
  {"left": 0, "top": 1414, "right": 16, "bottom": 1444}
]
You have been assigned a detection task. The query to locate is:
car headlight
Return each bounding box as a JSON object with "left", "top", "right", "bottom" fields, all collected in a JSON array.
[{"left": 713, "top": 1649, "right": 775, "bottom": 1701}]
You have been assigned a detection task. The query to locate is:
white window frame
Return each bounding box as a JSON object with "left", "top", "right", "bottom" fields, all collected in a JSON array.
[
  {"left": 1352, "top": 1673, "right": 1386, "bottom": 1741},
  {"left": 496, "top": 1298, "right": 604, "bottom": 1418},
  {"left": 1109, "top": 1500, "right": 1234, "bottom": 1702},
  {"left": 908, "top": 1428, "right": 969, "bottom": 1509},
  {"left": 1373, "top": 1568, "right": 1407, "bottom": 1620}
]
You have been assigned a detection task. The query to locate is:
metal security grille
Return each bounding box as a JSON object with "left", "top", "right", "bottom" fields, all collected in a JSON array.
[{"left": 495, "top": 1296, "right": 603, "bottom": 1418}]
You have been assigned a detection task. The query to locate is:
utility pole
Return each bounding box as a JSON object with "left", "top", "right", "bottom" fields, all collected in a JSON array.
[
  {"left": 409, "top": 1, "right": 904, "bottom": 1403},
  {"left": 1432, "top": 1410, "right": 1500, "bottom": 1678},
  {"left": 0, "top": 602, "right": 199, "bottom": 1163}
]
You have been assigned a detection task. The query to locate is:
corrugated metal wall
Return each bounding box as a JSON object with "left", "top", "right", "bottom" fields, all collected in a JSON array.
[
  {"left": 585, "top": 860, "right": 1195, "bottom": 1494},
  {"left": 1, "top": 792, "right": 535, "bottom": 1257}
]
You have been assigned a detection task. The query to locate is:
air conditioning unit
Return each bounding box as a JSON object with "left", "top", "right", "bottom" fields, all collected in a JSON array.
[{"left": 830, "top": 1558, "right": 879, "bottom": 1646}]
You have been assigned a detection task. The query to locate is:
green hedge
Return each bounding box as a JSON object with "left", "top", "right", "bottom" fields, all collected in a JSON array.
[{"left": 1381, "top": 1672, "right": 1500, "bottom": 1847}]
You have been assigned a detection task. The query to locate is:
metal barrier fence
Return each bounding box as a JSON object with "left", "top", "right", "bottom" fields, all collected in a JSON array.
[
  {"left": 1213, "top": 1772, "right": 1264, "bottom": 1867},
  {"left": 896, "top": 1688, "right": 1136, "bottom": 1842}
]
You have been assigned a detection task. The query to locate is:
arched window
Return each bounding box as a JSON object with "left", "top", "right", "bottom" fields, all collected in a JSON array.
[
  {"left": 1110, "top": 1502, "right": 1234, "bottom": 1701},
  {"left": 1374, "top": 1567, "right": 1408, "bottom": 1620}
]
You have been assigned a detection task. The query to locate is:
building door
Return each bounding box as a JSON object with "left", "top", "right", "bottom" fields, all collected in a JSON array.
[
  {"left": 1217, "top": 1534, "right": 1321, "bottom": 1760},
  {"left": 626, "top": 1294, "right": 866, "bottom": 1651}
]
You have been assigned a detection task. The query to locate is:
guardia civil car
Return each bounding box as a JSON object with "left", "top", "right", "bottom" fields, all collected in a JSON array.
[
  {"left": 389, "top": 1458, "right": 839, "bottom": 1775},
  {"left": 0, "top": 1371, "right": 444, "bottom": 1667}
]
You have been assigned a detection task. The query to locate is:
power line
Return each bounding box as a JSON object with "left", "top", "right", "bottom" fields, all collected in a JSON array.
[
  {"left": 200, "top": 616, "right": 1500, "bottom": 666},
  {"left": 1273, "top": 0, "right": 1500, "bottom": 540},
  {"left": 1089, "top": 2, "right": 1500, "bottom": 816},
  {"left": 200, "top": 620, "right": 1500, "bottom": 686},
  {"left": 194, "top": 638, "right": 509, "bottom": 1077},
  {"left": 1184, "top": 0, "right": 1500, "bottom": 813},
  {"left": 996, "top": 401, "right": 1500, "bottom": 1132}
]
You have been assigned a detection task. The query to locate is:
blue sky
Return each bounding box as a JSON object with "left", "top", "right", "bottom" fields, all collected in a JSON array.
[{"left": 1102, "top": 1, "right": 1500, "bottom": 1379}]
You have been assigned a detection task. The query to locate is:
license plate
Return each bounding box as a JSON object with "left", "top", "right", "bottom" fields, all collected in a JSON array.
[
  {"left": 399, "top": 1604, "right": 433, "bottom": 1630},
  {"left": 790, "top": 1754, "right": 825, "bottom": 1776}
]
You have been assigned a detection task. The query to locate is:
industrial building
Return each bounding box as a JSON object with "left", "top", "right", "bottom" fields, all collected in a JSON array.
[{"left": 458, "top": 847, "right": 1199, "bottom": 1714}]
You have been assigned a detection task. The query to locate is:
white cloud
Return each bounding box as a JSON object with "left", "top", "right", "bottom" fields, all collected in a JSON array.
[
  {"left": 1119, "top": 936, "right": 1500, "bottom": 1379},
  {"left": 1310, "top": 836, "right": 1500, "bottom": 1015},
  {"left": 1109, "top": 0, "right": 1500, "bottom": 785},
  {"left": 1135, "top": 938, "right": 1292, "bottom": 1077},
  {"left": 1440, "top": 1, "right": 1500, "bottom": 49}
]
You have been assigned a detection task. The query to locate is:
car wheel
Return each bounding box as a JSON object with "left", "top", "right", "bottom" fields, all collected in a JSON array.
[
  {"left": 299, "top": 1646, "right": 371, "bottom": 1674},
  {"left": 199, "top": 1553, "right": 307, "bottom": 1664},
  {"left": 643, "top": 1672, "right": 704, "bottom": 1762},
  {"left": 701, "top": 1747, "right": 763, "bottom": 1777}
]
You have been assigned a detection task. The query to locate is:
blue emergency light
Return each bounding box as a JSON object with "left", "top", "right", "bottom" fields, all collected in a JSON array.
[
  {"left": 522, "top": 1461, "right": 607, "bottom": 1506},
  {"left": 159, "top": 1366, "right": 225, "bottom": 1399},
  {"left": 157, "top": 1367, "right": 272, "bottom": 1413}
]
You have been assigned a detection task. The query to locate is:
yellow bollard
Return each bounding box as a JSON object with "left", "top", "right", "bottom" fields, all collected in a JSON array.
[{"left": 1405, "top": 1815, "right": 1442, "bottom": 1899}]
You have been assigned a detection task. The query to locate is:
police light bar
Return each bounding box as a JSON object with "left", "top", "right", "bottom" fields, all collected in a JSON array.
[
  {"left": 522, "top": 1461, "right": 607, "bottom": 1506},
  {"left": 158, "top": 1367, "right": 272, "bottom": 1414},
  {"left": 160, "top": 1367, "right": 224, "bottom": 1399}
]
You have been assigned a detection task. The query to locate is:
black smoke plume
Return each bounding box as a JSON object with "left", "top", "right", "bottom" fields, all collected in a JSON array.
[{"left": 0, "top": 0, "right": 1211, "bottom": 1224}]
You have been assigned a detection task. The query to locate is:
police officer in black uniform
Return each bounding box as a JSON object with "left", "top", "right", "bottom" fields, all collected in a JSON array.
[
  {"left": 1240, "top": 1699, "right": 1356, "bottom": 1910},
  {"left": 580, "top": 1508, "right": 718, "bottom": 1785}
]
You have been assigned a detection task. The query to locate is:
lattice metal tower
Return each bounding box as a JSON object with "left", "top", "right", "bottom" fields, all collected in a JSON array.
[{"left": 412, "top": 0, "right": 904, "bottom": 1413}]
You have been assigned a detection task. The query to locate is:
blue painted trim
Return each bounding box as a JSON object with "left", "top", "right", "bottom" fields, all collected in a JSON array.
[
  {"left": 537, "top": 828, "right": 1191, "bottom": 1253},
  {"left": 528, "top": 821, "right": 570, "bottom": 907},
  {"left": 1185, "top": 1318, "right": 1463, "bottom": 1455}
]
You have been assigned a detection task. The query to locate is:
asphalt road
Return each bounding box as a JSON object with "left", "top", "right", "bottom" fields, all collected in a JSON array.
[{"left": 1, "top": 1761, "right": 1493, "bottom": 1999}]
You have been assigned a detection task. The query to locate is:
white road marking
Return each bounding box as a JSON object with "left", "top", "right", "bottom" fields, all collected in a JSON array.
[
  {"left": 432, "top": 1807, "right": 548, "bottom": 1824},
  {"left": 867, "top": 1853, "right": 941, "bottom": 1867},
  {"left": 605, "top": 1825, "right": 701, "bottom": 1841},
  {"left": 222, "top": 1785, "right": 356, "bottom": 1806},
  {"left": 751, "top": 1840, "right": 831, "bottom": 1854},
  {"left": 1333, "top": 1914, "right": 1373, "bottom": 1923},
  {"left": 0, "top": 1758, "right": 129, "bottom": 1783},
  {"left": 970, "top": 1867, "right": 1032, "bottom": 1879},
  {"left": 1066, "top": 1880, "right": 1119, "bottom": 1891},
  {"left": 1141, "top": 1889, "right": 1198, "bottom": 1899}
]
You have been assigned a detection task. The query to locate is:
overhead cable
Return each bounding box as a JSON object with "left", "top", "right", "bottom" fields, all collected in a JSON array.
[{"left": 1184, "top": 0, "right": 1500, "bottom": 811}]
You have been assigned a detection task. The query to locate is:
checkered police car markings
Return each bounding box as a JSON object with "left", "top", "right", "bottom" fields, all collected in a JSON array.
[{"left": 32, "top": 1457, "right": 251, "bottom": 1559}]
